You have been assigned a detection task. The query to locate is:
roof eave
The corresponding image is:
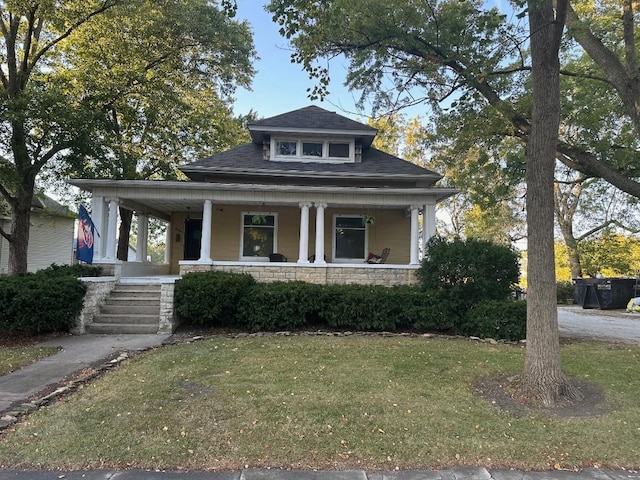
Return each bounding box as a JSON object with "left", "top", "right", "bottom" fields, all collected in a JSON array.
[{"left": 179, "top": 165, "right": 443, "bottom": 183}]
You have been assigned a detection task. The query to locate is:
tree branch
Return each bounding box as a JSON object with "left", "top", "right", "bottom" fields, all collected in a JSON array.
[
  {"left": 0, "top": 224, "right": 11, "bottom": 242},
  {"left": 28, "top": 1, "right": 121, "bottom": 75}
]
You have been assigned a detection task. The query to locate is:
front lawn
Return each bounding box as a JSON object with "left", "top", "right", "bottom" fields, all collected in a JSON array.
[
  {"left": 0, "top": 335, "right": 638, "bottom": 471},
  {"left": 0, "top": 344, "right": 60, "bottom": 376}
]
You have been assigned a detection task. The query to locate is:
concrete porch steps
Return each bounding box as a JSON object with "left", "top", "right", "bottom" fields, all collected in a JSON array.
[{"left": 87, "top": 283, "right": 162, "bottom": 334}]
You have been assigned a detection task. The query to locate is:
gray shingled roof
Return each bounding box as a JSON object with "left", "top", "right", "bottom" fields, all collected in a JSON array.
[
  {"left": 181, "top": 143, "right": 441, "bottom": 181},
  {"left": 249, "top": 105, "right": 377, "bottom": 133},
  {"left": 181, "top": 105, "right": 443, "bottom": 186}
]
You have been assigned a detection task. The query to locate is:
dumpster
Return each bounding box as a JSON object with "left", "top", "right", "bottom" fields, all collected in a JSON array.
[{"left": 573, "top": 278, "right": 639, "bottom": 309}]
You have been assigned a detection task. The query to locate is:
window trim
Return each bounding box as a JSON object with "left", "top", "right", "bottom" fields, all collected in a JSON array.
[
  {"left": 239, "top": 211, "right": 278, "bottom": 261},
  {"left": 332, "top": 214, "right": 368, "bottom": 263},
  {"left": 271, "top": 137, "right": 355, "bottom": 163}
]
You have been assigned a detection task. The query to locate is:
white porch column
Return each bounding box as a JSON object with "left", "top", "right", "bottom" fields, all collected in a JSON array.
[
  {"left": 136, "top": 213, "right": 149, "bottom": 262},
  {"left": 104, "top": 198, "right": 119, "bottom": 261},
  {"left": 410, "top": 205, "right": 420, "bottom": 265},
  {"left": 297, "top": 202, "right": 311, "bottom": 264},
  {"left": 199, "top": 199, "right": 212, "bottom": 262},
  {"left": 314, "top": 202, "right": 327, "bottom": 265},
  {"left": 422, "top": 202, "right": 437, "bottom": 252},
  {"left": 90, "top": 196, "right": 106, "bottom": 261},
  {"left": 164, "top": 221, "right": 172, "bottom": 264}
]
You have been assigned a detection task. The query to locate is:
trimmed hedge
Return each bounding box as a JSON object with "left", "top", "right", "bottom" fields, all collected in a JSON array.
[
  {"left": 237, "top": 281, "right": 319, "bottom": 331},
  {"left": 174, "top": 271, "right": 256, "bottom": 327},
  {"left": 462, "top": 300, "right": 527, "bottom": 340},
  {"left": 37, "top": 263, "right": 103, "bottom": 278},
  {"left": 174, "top": 272, "right": 528, "bottom": 339},
  {"left": 0, "top": 271, "right": 87, "bottom": 335}
]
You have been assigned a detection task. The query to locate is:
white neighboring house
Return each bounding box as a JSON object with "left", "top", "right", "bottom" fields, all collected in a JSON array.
[{"left": 0, "top": 195, "right": 76, "bottom": 274}]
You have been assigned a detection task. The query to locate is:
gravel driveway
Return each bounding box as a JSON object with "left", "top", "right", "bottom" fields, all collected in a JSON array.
[{"left": 558, "top": 305, "right": 640, "bottom": 343}]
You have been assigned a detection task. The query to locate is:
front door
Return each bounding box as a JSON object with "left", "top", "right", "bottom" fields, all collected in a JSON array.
[{"left": 184, "top": 219, "right": 202, "bottom": 260}]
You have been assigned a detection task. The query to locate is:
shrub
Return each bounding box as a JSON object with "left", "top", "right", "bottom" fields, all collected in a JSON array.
[
  {"left": 237, "top": 281, "right": 319, "bottom": 331},
  {"left": 461, "top": 300, "right": 527, "bottom": 341},
  {"left": 418, "top": 236, "right": 520, "bottom": 302},
  {"left": 556, "top": 281, "right": 574, "bottom": 304},
  {"left": 417, "top": 236, "right": 520, "bottom": 330},
  {"left": 37, "top": 263, "right": 103, "bottom": 278},
  {"left": 0, "top": 273, "right": 87, "bottom": 335},
  {"left": 174, "top": 271, "right": 256, "bottom": 326}
]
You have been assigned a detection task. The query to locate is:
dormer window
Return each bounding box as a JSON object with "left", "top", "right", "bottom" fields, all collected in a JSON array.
[
  {"left": 271, "top": 138, "right": 354, "bottom": 163},
  {"left": 276, "top": 141, "right": 297, "bottom": 156}
]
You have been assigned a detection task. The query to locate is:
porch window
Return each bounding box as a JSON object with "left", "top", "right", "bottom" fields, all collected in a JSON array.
[
  {"left": 333, "top": 215, "right": 367, "bottom": 262},
  {"left": 241, "top": 212, "right": 277, "bottom": 260}
]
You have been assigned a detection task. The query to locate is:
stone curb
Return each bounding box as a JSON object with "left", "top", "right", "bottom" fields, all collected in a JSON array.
[{"left": 0, "top": 467, "right": 638, "bottom": 480}]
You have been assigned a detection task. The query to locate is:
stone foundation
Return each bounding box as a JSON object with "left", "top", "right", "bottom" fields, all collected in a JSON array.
[{"left": 179, "top": 262, "right": 418, "bottom": 286}]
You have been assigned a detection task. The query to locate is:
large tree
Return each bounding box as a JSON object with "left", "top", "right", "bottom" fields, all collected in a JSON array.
[
  {"left": 267, "top": 0, "right": 640, "bottom": 197},
  {"left": 0, "top": 0, "right": 255, "bottom": 273},
  {"left": 265, "top": 0, "right": 639, "bottom": 405},
  {"left": 521, "top": 0, "right": 579, "bottom": 405}
]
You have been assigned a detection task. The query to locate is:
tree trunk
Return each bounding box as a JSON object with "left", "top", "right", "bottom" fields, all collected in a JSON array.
[
  {"left": 521, "top": 0, "right": 581, "bottom": 406},
  {"left": 7, "top": 191, "right": 33, "bottom": 274},
  {"left": 555, "top": 211, "right": 583, "bottom": 278},
  {"left": 117, "top": 207, "right": 133, "bottom": 261},
  {"left": 7, "top": 117, "right": 36, "bottom": 275}
]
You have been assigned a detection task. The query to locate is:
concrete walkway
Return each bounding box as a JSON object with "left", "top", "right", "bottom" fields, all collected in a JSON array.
[{"left": 0, "top": 334, "right": 170, "bottom": 414}]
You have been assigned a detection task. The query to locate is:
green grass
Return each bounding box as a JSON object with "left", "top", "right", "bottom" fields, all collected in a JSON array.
[
  {"left": 0, "top": 346, "right": 59, "bottom": 376},
  {"left": 0, "top": 336, "right": 638, "bottom": 471}
]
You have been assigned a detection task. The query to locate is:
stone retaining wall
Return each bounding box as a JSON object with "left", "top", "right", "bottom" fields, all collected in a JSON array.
[
  {"left": 158, "top": 283, "right": 176, "bottom": 334},
  {"left": 73, "top": 277, "right": 117, "bottom": 334}
]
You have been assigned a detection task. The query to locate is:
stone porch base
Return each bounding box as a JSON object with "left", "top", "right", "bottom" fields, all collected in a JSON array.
[{"left": 179, "top": 262, "right": 418, "bottom": 286}]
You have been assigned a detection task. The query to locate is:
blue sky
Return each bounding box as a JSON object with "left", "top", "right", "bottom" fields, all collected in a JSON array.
[
  {"left": 231, "top": 1, "right": 515, "bottom": 122},
  {"left": 232, "top": 3, "right": 368, "bottom": 121}
]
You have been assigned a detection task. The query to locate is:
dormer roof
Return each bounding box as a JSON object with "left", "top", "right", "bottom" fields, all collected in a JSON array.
[
  {"left": 180, "top": 105, "right": 445, "bottom": 189},
  {"left": 248, "top": 105, "right": 377, "bottom": 148}
]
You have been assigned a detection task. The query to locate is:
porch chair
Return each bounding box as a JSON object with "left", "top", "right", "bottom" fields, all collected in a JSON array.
[
  {"left": 366, "top": 247, "right": 390, "bottom": 264},
  {"left": 268, "top": 253, "right": 287, "bottom": 262}
]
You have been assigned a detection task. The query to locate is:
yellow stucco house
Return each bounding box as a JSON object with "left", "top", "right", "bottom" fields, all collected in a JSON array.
[{"left": 70, "top": 106, "right": 456, "bottom": 287}]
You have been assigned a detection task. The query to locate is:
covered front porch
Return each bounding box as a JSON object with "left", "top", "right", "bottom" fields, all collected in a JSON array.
[{"left": 70, "top": 179, "right": 455, "bottom": 286}]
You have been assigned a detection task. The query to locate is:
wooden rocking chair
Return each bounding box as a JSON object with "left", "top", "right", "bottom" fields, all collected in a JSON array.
[{"left": 366, "top": 247, "right": 390, "bottom": 264}]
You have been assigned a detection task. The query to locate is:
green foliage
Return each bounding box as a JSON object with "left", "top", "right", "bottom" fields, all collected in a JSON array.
[
  {"left": 578, "top": 231, "right": 640, "bottom": 278},
  {"left": 462, "top": 300, "right": 527, "bottom": 341},
  {"left": 175, "top": 269, "right": 525, "bottom": 339},
  {"left": 237, "top": 281, "right": 319, "bottom": 331},
  {"left": 174, "top": 271, "right": 256, "bottom": 327},
  {"left": 417, "top": 236, "right": 520, "bottom": 304},
  {"left": 0, "top": 0, "right": 256, "bottom": 273},
  {"left": 0, "top": 271, "right": 87, "bottom": 335},
  {"left": 556, "top": 281, "right": 574, "bottom": 304},
  {"left": 37, "top": 263, "right": 103, "bottom": 278},
  {"left": 316, "top": 285, "right": 405, "bottom": 331}
]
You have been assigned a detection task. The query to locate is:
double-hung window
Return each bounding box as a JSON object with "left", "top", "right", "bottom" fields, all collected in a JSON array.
[
  {"left": 241, "top": 212, "right": 277, "bottom": 260},
  {"left": 333, "top": 215, "right": 367, "bottom": 262}
]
